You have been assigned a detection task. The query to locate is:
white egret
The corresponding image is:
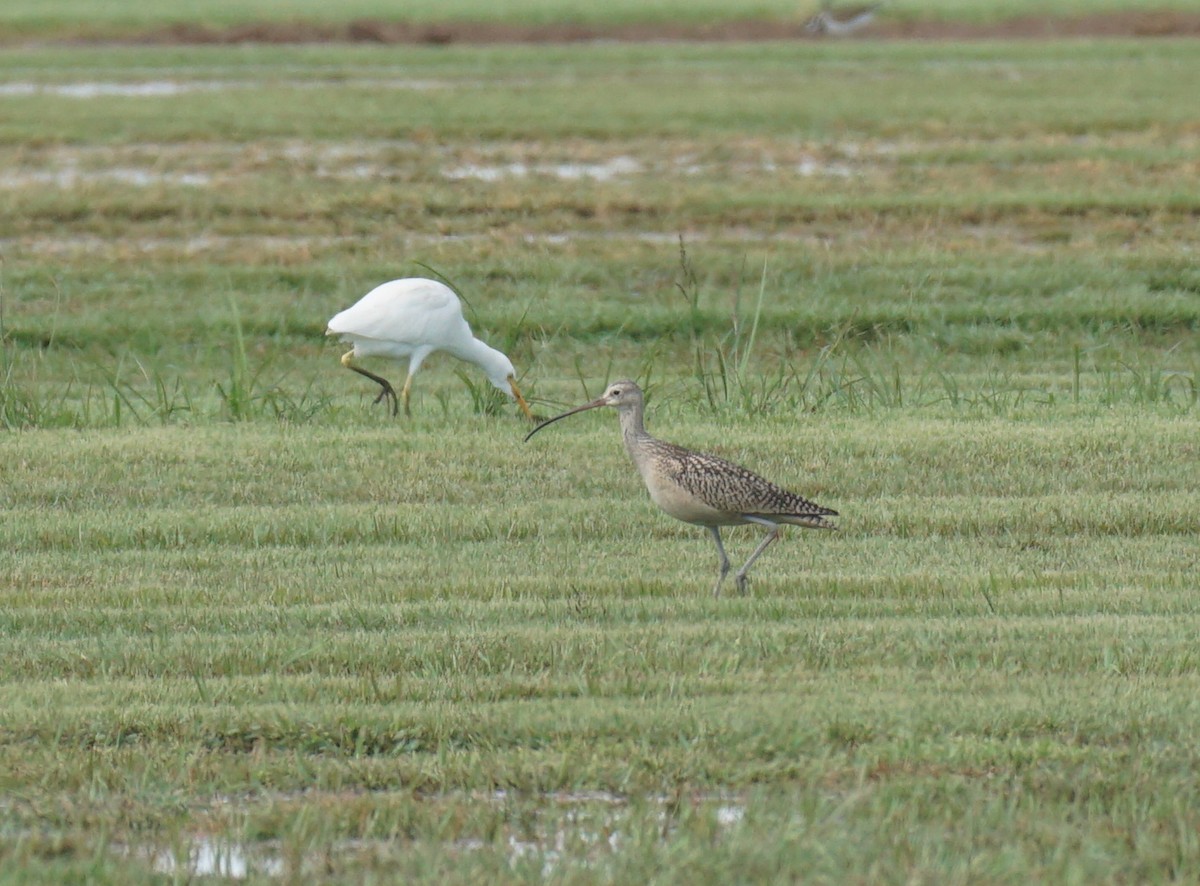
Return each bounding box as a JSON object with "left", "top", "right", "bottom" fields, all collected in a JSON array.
[{"left": 326, "top": 277, "right": 533, "bottom": 419}]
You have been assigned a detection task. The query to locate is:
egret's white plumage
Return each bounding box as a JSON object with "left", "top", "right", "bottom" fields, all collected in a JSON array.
[{"left": 326, "top": 277, "right": 533, "bottom": 419}]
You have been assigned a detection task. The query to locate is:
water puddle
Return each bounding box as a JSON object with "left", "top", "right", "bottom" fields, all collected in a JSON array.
[
  {"left": 117, "top": 838, "right": 286, "bottom": 879},
  {"left": 0, "top": 81, "right": 234, "bottom": 98},
  {"left": 444, "top": 156, "right": 642, "bottom": 182},
  {"left": 0, "top": 137, "right": 867, "bottom": 194},
  {"left": 1, "top": 227, "right": 867, "bottom": 259},
  {"left": 442, "top": 154, "right": 857, "bottom": 182},
  {"left": 716, "top": 804, "right": 746, "bottom": 826},
  {"left": 456, "top": 829, "right": 625, "bottom": 878},
  {"left": 464, "top": 793, "right": 746, "bottom": 876},
  {"left": 796, "top": 157, "right": 854, "bottom": 177},
  {"left": 0, "top": 166, "right": 210, "bottom": 189},
  {"left": 115, "top": 792, "right": 745, "bottom": 879}
]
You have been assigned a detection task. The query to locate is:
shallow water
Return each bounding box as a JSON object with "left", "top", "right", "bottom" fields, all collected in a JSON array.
[
  {"left": 3, "top": 228, "right": 851, "bottom": 260},
  {"left": 137, "top": 838, "right": 285, "bottom": 879},
  {"left": 116, "top": 793, "right": 746, "bottom": 878},
  {"left": 0, "top": 166, "right": 211, "bottom": 188},
  {"left": 0, "top": 80, "right": 231, "bottom": 98},
  {"left": 443, "top": 156, "right": 642, "bottom": 182}
]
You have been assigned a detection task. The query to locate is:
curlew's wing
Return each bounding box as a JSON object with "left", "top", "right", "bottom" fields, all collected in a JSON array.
[{"left": 663, "top": 442, "right": 837, "bottom": 526}]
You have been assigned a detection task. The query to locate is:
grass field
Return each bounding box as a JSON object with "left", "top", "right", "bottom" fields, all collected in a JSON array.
[
  {"left": 2, "top": 0, "right": 1198, "bottom": 41},
  {"left": 2, "top": 7, "right": 1200, "bottom": 883}
]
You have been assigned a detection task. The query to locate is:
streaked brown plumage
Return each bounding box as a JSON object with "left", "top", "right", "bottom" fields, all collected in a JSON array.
[{"left": 525, "top": 379, "right": 837, "bottom": 595}]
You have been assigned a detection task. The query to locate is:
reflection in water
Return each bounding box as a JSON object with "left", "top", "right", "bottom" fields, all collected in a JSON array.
[
  {"left": 151, "top": 839, "right": 285, "bottom": 879},
  {"left": 121, "top": 796, "right": 746, "bottom": 878}
]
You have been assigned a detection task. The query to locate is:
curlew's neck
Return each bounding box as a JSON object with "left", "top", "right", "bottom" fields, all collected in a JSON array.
[{"left": 617, "top": 398, "right": 652, "bottom": 464}]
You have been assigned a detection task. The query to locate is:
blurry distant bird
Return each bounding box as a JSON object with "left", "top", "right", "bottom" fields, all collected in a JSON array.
[
  {"left": 525, "top": 380, "right": 837, "bottom": 595},
  {"left": 804, "top": 1, "right": 884, "bottom": 35},
  {"left": 326, "top": 277, "right": 533, "bottom": 419}
]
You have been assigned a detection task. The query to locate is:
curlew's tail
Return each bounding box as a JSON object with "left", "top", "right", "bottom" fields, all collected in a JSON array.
[{"left": 777, "top": 509, "right": 838, "bottom": 530}]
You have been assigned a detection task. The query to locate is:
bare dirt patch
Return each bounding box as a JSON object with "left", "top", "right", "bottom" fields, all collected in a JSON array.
[{"left": 98, "top": 12, "right": 1200, "bottom": 47}]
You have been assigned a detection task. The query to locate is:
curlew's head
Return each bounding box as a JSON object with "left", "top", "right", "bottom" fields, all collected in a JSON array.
[{"left": 523, "top": 379, "right": 642, "bottom": 442}]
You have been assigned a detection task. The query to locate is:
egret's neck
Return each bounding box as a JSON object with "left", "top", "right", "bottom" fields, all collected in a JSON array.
[{"left": 454, "top": 337, "right": 513, "bottom": 391}]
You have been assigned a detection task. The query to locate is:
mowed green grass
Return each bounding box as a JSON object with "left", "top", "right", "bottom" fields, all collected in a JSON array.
[
  {"left": 2, "top": 32, "right": 1200, "bottom": 884},
  {"left": 4, "top": 415, "right": 1200, "bottom": 882}
]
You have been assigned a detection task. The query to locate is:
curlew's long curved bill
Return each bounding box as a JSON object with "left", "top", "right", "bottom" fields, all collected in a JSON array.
[
  {"left": 523, "top": 396, "right": 608, "bottom": 442},
  {"left": 508, "top": 377, "right": 534, "bottom": 421}
]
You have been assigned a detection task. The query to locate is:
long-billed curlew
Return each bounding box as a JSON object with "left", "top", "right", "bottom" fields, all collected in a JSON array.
[
  {"left": 525, "top": 380, "right": 837, "bottom": 595},
  {"left": 326, "top": 277, "right": 533, "bottom": 419}
]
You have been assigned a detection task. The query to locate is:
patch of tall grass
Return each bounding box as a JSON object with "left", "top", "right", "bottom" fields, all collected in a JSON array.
[{"left": 3, "top": 321, "right": 1195, "bottom": 430}]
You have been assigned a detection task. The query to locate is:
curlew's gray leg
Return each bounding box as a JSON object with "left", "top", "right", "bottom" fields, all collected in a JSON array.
[
  {"left": 707, "top": 525, "right": 732, "bottom": 597},
  {"left": 735, "top": 516, "right": 782, "bottom": 594},
  {"left": 342, "top": 351, "right": 399, "bottom": 417}
]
